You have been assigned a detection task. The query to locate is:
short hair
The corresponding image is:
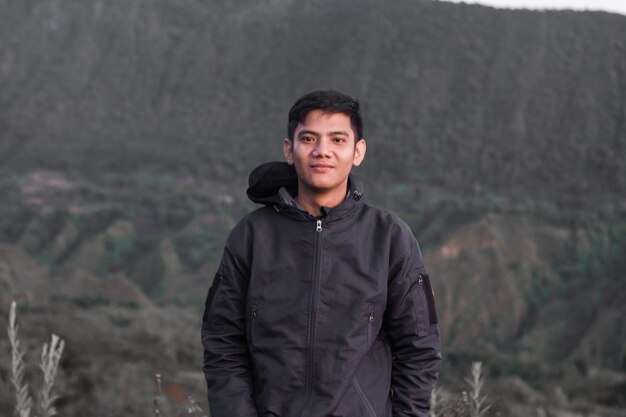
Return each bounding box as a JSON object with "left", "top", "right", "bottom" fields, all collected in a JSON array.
[{"left": 287, "top": 90, "right": 363, "bottom": 142}]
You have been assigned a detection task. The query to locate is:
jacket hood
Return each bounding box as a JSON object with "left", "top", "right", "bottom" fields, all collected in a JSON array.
[{"left": 246, "top": 162, "right": 365, "bottom": 217}]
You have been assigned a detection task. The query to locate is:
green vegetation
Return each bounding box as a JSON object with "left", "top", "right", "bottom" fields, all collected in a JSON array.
[
  {"left": 20, "top": 211, "right": 68, "bottom": 258},
  {"left": 173, "top": 221, "right": 232, "bottom": 273},
  {"left": 119, "top": 300, "right": 140, "bottom": 309},
  {"left": 97, "top": 234, "right": 140, "bottom": 277},
  {"left": 520, "top": 218, "right": 626, "bottom": 368},
  {"left": 2, "top": 0, "right": 625, "bottom": 203},
  {"left": 72, "top": 296, "right": 111, "bottom": 308},
  {"left": 108, "top": 316, "right": 131, "bottom": 328}
]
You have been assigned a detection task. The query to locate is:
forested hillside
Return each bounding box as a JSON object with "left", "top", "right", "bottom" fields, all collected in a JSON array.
[{"left": 1, "top": 0, "right": 625, "bottom": 202}]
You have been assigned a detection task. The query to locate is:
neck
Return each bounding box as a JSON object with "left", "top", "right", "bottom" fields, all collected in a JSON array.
[{"left": 295, "top": 184, "right": 348, "bottom": 217}]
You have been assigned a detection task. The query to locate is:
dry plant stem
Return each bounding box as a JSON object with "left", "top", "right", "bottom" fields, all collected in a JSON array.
[
  {"left": 8, "top": 301, "right": 34, "bottom": 417},
  {"left": 179, "top": 396, "right": 207, "bottom": 417},
  {"left": 464, "top": 362, "right": 491, "bottom": 417},
  {"left": 185, "top": 396, "right": 207, "bottom": 416},
  {"left": 154, "top": 373, "right": 163, "bottom": 417},
  {"left": 39, "top": 334, "right": 65, "bottom": 417},
  {"left": 430, "top": 386, "right": 443, "bottom": 417}
]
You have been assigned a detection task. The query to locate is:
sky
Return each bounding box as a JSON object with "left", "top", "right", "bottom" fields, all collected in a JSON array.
[{"left": 440, "top": 0, "right": 626, "bottom": 15}]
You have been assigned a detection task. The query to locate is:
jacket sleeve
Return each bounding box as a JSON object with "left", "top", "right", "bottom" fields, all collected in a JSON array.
[
  {"left": 384, "top": 232, "right": 442, "bottom": 417},
  {"left": 201, "top": 246, "right": 258, "bottom": 417}
]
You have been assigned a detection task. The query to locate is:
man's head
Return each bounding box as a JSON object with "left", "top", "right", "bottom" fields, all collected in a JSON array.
[
  {"left": 287, "top": 90, "right": 363, "bottom": 142},
  {"left": 283, "top": 90, "right": 366, "bottom": 208}
]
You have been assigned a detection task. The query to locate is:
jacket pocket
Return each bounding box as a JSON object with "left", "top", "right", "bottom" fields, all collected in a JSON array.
[
  {"left": 410, "top": 272, "right": 437, "bottom": 335},
  {"left": 202, "top": 265, "right": 227, "bottom": 326},
  {"left": 421, "top": 273, "right": 438, "bottom": 325}
]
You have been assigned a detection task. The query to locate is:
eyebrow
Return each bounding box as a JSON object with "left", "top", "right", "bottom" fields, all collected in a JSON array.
[
  {"left": 297, "top": 130, "right": 319, "bottom": 138},
  {"left": 297, "top": 130, "right": 350, "bottom": 137}
]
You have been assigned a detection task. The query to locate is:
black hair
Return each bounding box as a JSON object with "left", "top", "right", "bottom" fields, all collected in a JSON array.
[{"left": 287, "top": 90, "right": 363, "bottom": 141}]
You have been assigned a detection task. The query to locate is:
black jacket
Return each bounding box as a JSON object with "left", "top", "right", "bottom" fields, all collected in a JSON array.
[{"left": 202, "top": 162, "right": 441, "bottom": 417}]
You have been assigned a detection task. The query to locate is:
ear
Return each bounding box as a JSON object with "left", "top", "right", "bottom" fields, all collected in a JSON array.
[
  {"left": 283, "top": 138, "right": 294, "bottom": 165},
  {"left": 352, "top": 138, "right": 366, "bottom": 167}
]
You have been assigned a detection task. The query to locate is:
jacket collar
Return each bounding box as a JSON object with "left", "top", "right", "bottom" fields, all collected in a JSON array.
[{"left": 246, "top": 162, "right": 365, "bottom": 221}]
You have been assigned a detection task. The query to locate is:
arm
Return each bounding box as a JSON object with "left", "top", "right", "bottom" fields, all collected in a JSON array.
[
  {"left": 201, "top": 246, "right": 258, "bottom": 417},
  {"left": 384, "top": 235, "right": 442, "bottom": 417}
]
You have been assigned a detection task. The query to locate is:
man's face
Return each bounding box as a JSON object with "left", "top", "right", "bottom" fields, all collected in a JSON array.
[{"left": 283, "top": 109, "right": 366, "bottom": 199}]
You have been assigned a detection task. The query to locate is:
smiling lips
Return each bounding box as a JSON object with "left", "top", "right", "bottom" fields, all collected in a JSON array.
[{"left": 311, "top": 164, "right": 334, "bottom": 172}]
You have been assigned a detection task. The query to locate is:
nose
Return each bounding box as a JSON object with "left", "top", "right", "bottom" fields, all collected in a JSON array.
[{"left": 312, "top": 138, "right": 331, "bottom": 157}]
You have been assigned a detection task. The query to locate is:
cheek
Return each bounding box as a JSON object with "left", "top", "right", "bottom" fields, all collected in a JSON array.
[
  {"left": 293, "top": 152, "right": 307, "bottom": 166},
  {"left": 292, "top": 154, "right": 308, "bottom": 174},
  {"left": 342, "top": 150, "right": 357, "bottom": 164},
  {"left": 292, "top": 146, "right": 307, "bottom": 160}
]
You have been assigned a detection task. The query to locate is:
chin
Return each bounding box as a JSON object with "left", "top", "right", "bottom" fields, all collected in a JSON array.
[{"left": 310, "top": 183, "right": 342, "bottom": 193}]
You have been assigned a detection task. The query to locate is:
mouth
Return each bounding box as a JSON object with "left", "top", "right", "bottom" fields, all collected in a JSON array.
[{"left": 310, "top": 164, "right": 334, "bottom": 171}]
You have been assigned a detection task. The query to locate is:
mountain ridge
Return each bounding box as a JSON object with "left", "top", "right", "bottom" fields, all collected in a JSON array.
[{"left": 1, "top": 0, "right": 625, "bottom": 201}]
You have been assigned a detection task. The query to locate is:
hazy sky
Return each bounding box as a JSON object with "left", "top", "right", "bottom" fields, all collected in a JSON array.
[{"left": 441, "top": 0, "right": 626, "bottom": 15}]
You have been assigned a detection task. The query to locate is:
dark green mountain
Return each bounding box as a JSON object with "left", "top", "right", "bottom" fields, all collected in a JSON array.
[{"left": 1, "top": 0, "right": 625, "bottom": 202}]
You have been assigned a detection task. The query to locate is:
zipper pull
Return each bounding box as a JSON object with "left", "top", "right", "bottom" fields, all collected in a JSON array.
[
  {"left": 316, "top": 220, "right": 322, "bottom": 232},
  {"left": 368, "top": 312, "right": 374, "bottom": 323}
]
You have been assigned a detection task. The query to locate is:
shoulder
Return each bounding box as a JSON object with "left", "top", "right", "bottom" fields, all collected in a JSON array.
[
  {"left": 359, "top": 203, "right": 420, "bottom": 259},
  {"left": 225, "top": 206, "right": 273, "bottom": 246},
  {"left": 360, "top": 203, "right": 416, "bottom": 240}
]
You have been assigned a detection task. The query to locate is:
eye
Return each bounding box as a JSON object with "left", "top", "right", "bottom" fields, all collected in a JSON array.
[
  {"left": 301, "top": 136, "right": 315, "bottom": 143},
  {"left": 332, "top": 137, "right": 347, "bottom": 143}
]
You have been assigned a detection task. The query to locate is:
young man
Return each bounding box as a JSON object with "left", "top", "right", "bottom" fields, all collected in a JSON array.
[{"left": 202, "top": 90, "right": 441, "bottom": 417}]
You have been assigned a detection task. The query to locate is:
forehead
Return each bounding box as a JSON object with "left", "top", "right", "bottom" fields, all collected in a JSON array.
[{"left": 296, "top": 109, "right": 354, "bottom": 137}]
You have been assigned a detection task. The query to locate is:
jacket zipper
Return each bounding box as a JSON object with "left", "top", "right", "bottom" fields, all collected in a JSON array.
[
  {"left": 301, "top": 218, "right": 324, "bottom": 414},
  {"left": 367, "top": 311, "right": 374, "bottom": 345}
]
